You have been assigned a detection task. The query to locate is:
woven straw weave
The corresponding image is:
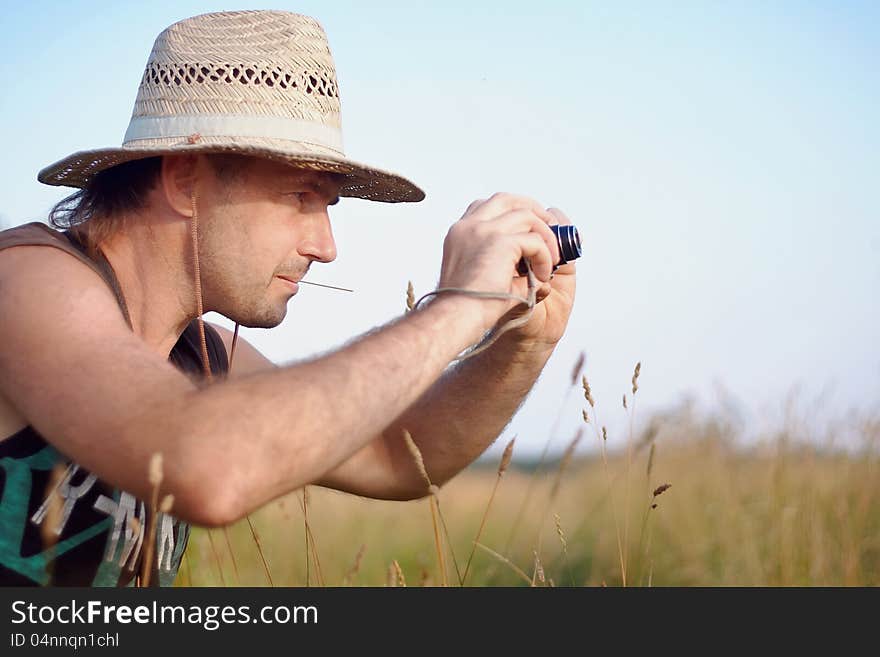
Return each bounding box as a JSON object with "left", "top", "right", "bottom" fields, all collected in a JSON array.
[{"left": 38, "top": 11, "right": 424, "bottom": 203}]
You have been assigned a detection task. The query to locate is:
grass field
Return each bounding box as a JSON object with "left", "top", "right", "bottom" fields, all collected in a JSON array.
[{"left": 179, "top": 394, "right": 880, "bottom": 587}]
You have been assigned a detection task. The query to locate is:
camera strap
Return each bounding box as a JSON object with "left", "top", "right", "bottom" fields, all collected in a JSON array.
[{"left": 411, "top": 258, "right": 538, "bottom": 361}]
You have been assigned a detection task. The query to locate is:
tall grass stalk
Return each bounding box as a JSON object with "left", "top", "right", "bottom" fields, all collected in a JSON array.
[
  {"left": 623, "top": 362, "right": 641, "bottom": 585},
  {"left": 473, "top": 542, "right": 533, "bottom": 585},
  {"left": 246, "top": 515, "right": 274, "bottom": 587},
  {"left": 181, "top": 548, "right": 193, "bottom": 587},
  {"left": 402, "top": 428, "right": 462, "bottom": 585},
  {"left": 503, "top": 352, "right": 585, "bottom": 554},
  {"left": 140, "top": 453, "right": 164, "bottom": 587},
  {"left": 554, "top": 513, "right": 575, "bottom": 587},
  {"left": 463, "top": 437, "right": 515, "bottom": 585},
  {"left": 303, "top": 494, "right": 310, "bottom": 586},
  {"left": 37, "top": 463, "right": 66, "bottom": 583},
  {"left": 635, "top": 442, "right": 656, "bottom": 583},
  {"left": 534, "top": 429, "right": 582, "bottom": 562},
  {"left": 299, "top": 488, "right": 325, "bottom": 586},
  {"left": 222, "top": 527, "right": 240, "bottom": 585},
  {"left": 205, "top": 530, "right": 227, "bottom": 585},
  {"left": 582, "top": 374, "right": 627, "bottom": 586},
  {"left": 342, "top": 544, "right": 366, "bottom": 586},
  {"left": 429, "top": 498, "right": 447, "bottom": 586}
]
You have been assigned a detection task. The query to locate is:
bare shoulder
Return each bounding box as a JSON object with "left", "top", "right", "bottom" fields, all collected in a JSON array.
[
  {"left": 0, "top": 388, "right": 26, "bottom": 439},
  {"left": 0, "top": 240, "right": 110, "bottom": 299},
  {"left": 0, "top": 244, "right": 195, "bottom": 459},
  {"left": 0, "top": 244, "right": 130, "bottom": 347},
  {"left": 208, "top": 322, "right": 277, "bottom": 377}
]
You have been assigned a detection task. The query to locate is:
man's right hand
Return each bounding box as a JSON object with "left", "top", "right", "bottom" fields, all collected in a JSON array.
[{"left": 437, "top": 192, "right": 562, "bottom": 334}]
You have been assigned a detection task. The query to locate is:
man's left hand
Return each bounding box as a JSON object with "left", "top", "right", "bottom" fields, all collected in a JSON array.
[{"left": 502, "top": 207, "right": 577, "bottom": 351}]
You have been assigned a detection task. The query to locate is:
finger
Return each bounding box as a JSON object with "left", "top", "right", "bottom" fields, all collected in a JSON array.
[
  {"left": 513, "top": 232, "right": 554, "bottom": 283},
  {"left": 479, "top": 208, "right": 538, "bottom": 234},
  {"left": 546, "top": 207, "right": 572, "bottom": 226},
  {"left": 535, "top": 281, "right": 552, "bottom": 303},
  {"left": 463, "top": 198, "right": 487, "bottom": 216},
  {"left": 510, "top": 271, "right": 552, "bottom": 303},
  {"left": 481, "top": 209, "right": 561, "bottom": 264},
  {"left": 468, "top": 192, "right": 556, "bottom": 226},
  {"left": 553, "top": 260, "right": 577, "bottom": 276}
]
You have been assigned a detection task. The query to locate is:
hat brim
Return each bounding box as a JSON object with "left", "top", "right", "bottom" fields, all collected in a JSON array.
[{"left": 37, "top": 141, "right": 425, "bottom": 203}]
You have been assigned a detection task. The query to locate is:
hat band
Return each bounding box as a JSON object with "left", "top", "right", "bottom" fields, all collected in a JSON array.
[{"left": 123, "top": 114, "right": 345, "bottom": 154}]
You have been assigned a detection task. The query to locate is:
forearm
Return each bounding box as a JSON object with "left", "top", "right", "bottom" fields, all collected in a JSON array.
[
  {"left": 117, "top": 296, "right": 483, "bottom": 525},
  {"left": 382, "top": 332, "right": 555, "bottom": 492}
]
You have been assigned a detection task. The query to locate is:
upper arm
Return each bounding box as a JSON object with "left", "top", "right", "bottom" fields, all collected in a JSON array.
[
  {"left": 208, "top": 323, "right": 277, "bottom": 378},
  {"left": 0, "top": 245, "right": 196, "bottom": 493}
]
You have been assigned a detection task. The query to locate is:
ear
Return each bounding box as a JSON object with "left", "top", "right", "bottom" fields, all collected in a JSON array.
[{"left": 159, "top": 154, "right": 200, "bottom": 218}]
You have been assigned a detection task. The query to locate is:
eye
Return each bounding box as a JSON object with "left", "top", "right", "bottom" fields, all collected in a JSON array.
[{"left": 283, "top": 190, "right": 338, "bottom": 207}]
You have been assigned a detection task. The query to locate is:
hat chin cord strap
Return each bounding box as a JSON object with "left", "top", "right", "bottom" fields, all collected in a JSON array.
[
  {"left": 189, "top": 191, "right": 213, "bottom": 383},
  {"left": 190, "top": 191, "right": 240, "bottom": 381}
]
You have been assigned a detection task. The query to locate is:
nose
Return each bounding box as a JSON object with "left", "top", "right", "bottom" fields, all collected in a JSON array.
[{"left": 298, "top": 209, "right": 337, "bottom": 264}]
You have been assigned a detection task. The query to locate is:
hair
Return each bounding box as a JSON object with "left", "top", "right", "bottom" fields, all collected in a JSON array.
[
  {"left": 49, "top": 157, "right": 162, "bottom": 257},
  {"left": 48, "top": 154, "right": 250, "bottom": 258}
]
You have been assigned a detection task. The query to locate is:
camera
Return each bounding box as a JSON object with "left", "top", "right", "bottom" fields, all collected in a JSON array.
[{"left": 517, "top": 224, "right": 582, "bottom": 276}]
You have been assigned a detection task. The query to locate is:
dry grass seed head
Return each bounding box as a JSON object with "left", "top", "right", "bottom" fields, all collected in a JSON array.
[
  {"left": 402, "top": 429, "right": 434, "bottom": 492},
  {"left": 386, "top": 562, "right": 398, "bottom": 587},
  {"left": 343, "top": 544, "right": 367, "bottom": 585},
  {"left": 159, "top": 494, "right": 175, "bottom": 514},
  {"left": 554, "top": 513, "right": 568, "bottom": 550},
  {"left": 148, "top": 453, "right": 163, "bottom": 488},
  {"left": 582, "top": 375, "right": 595, "bottom": 407},
  {"left": 352, "top": 544, "right": 366, "bottom": 573},
  {"left": 653, "top": 483, "right": 671, "bottom": 498},
  {"left": 499, "top": 437, "right": 515, "bottom": 476},
  {"left": 632, "top": 361, "right": 642, "bottom": 395},
  {"left": 533, "top": 551, "right": 546, "bottom": 584},
  {"left": 406, "top": 281, "right": 415, "bottom": 312},
  {"left": 570, "top": 352, "right": 585, "bottom": 386},
  {"left": 40, "top": 463, "right": 67, "bottom": 548},
  {"left": 392, "top": 560, "right": 407, "bottom": 587}
]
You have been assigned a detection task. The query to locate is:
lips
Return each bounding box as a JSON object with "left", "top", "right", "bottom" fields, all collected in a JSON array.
[{"left": 275, "top": 275, "right": 300, "bottom": 293}]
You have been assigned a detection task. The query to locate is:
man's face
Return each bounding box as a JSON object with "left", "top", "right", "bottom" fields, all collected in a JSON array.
[{"left": 196, "top": 157, "right": 342, "bottom": 328}]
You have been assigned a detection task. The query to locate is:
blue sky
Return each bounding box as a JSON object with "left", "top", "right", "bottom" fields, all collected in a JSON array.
[{"left": 1, "top": 1, "right": 877, "bottom": 458}]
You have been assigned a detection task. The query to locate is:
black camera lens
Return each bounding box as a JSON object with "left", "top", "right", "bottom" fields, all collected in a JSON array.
[{"left": 550, "top": 224, "right": 582, "bottom": 266}]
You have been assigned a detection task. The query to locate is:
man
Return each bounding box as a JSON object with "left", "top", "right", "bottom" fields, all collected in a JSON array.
[{"left": 0, "top": 10, "right": 576, "bottom": 585}]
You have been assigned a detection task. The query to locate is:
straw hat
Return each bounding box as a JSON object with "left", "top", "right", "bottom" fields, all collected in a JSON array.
[{"left": 38, "top": 10, "right": 425, "bottom": 203}]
